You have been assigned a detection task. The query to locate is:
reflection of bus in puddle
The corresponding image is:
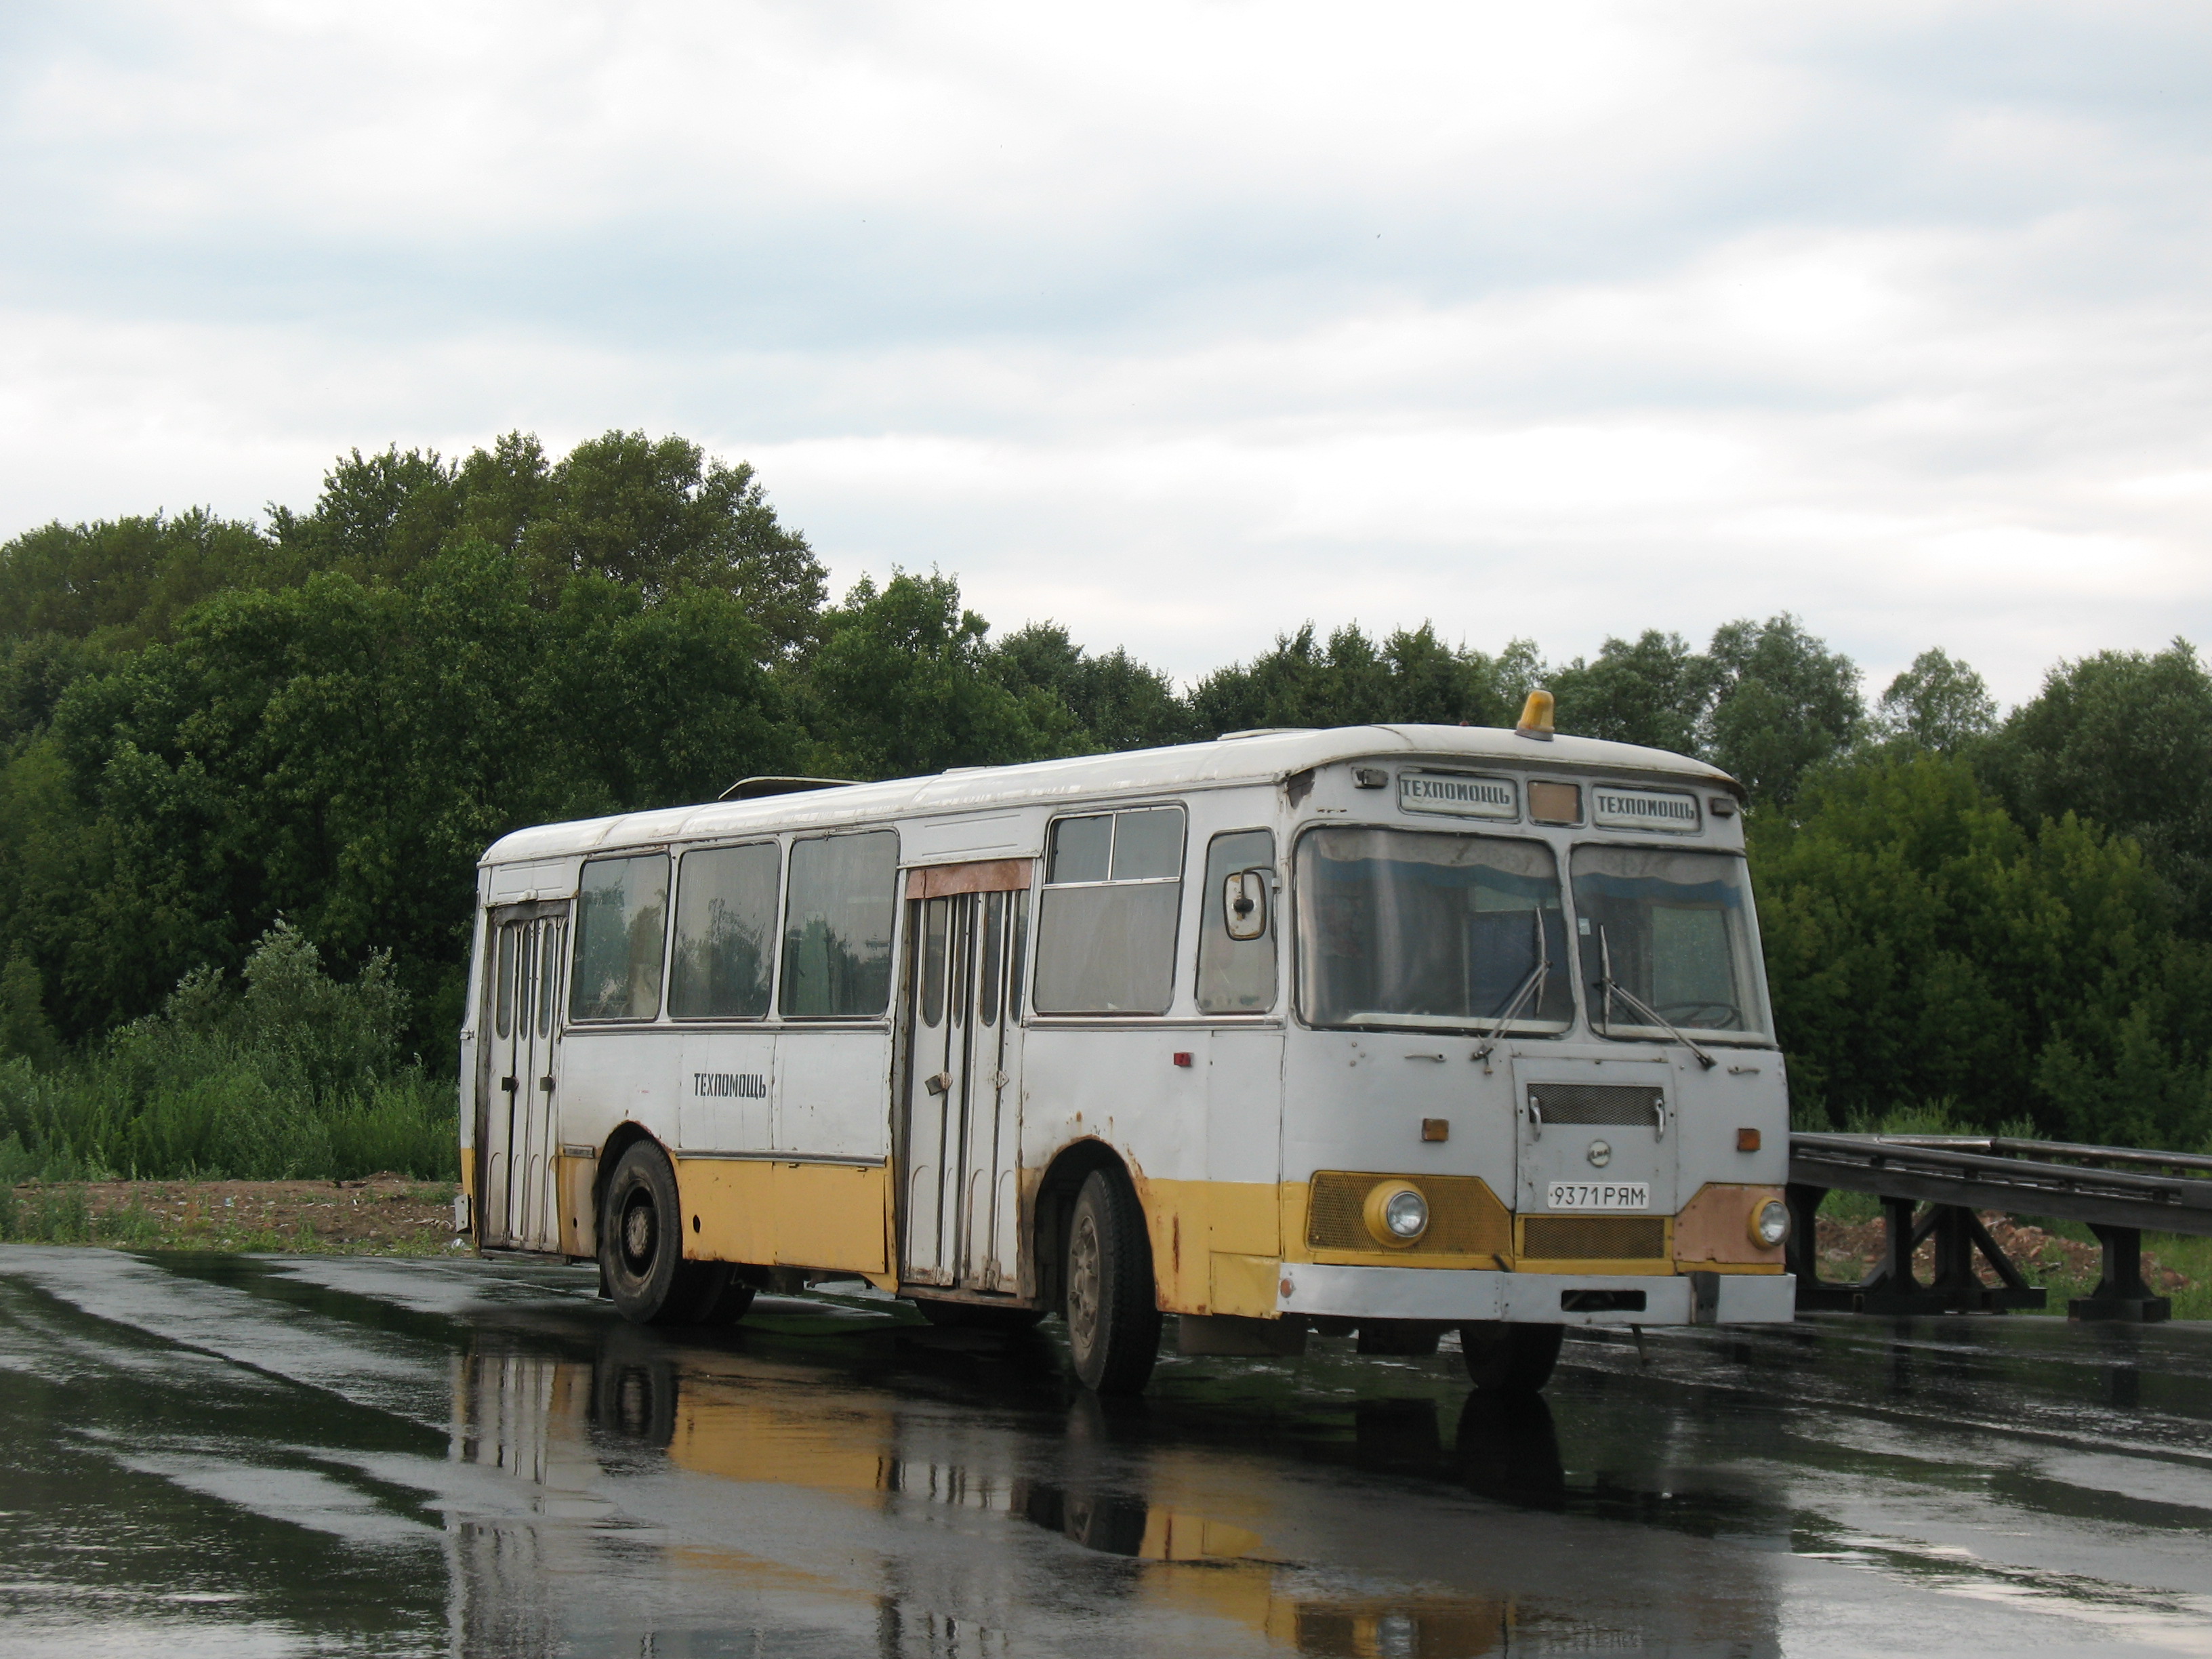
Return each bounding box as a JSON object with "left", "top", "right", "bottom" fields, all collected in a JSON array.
[{"left": 446, "top": 1333, "right": 1754, "bottom": 1656}]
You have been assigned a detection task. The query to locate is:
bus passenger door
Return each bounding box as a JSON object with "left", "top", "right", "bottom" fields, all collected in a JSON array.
[
  {"left": 897, "top": 863, "right": 1030, "bottom": 1292},
  {"left": 479, "top": 903, "right": 568, "bottom": 1253}
]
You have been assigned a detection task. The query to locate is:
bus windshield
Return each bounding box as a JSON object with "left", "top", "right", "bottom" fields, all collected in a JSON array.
[
  {"left": 1297, "top": 826, "right": 1571, "bottom": 1033},
  {"left": 1570, "top": 846, "right": 1768, "bottom": 1039}
]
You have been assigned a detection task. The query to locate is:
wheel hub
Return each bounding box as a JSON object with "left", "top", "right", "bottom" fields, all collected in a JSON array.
[
  {"left": 1067, "top": 1212, "right": 1101, "bottom": 1352},
  {"left": 621, "top": 1196, "right": 656, "bottom": 1271}
]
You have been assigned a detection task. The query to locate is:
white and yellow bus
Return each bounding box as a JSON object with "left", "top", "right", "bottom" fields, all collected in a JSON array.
[{"left": 461, "top": 697, "right": 1796, "bottom": 1394}]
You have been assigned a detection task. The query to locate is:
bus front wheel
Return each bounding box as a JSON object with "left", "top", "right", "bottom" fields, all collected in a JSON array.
[
  {"left": 600, "top": 1141, "right": 751, "bottom": 1326},
  {"left": 1458, "top": 1322, "right": 1563, "bottom": 1395},
  {"left": 1064, "top": 1169, "right": 1162, "bottom": 1394}
]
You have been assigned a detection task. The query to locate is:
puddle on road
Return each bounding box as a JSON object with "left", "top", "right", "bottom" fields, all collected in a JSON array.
[
  {"left": 8, "top": 1250, "right": 2212, "bottom": 1656},
  {"left": 432, "top": 1313, "right": 1739, "bottom": 1656}
]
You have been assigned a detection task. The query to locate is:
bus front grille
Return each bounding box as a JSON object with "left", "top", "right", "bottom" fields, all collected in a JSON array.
[
  {"left": 1519, "top": 1216, "right": 1668, "bottom": 1260},
  {"left": 1528, "top": 1083, "right": 1665, "bottom": 1128},
  {"left": 1305, "top": 1172, "right": 1512, "bottom": 1256}
]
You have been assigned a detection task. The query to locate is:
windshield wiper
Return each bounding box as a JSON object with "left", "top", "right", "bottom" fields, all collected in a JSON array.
[
  {"left": 1473, "top": 909, "right": 1551, "bottom": 1067},
  {"left": 1596, "top": 926, "right": 1716, "bottom": 1070}
]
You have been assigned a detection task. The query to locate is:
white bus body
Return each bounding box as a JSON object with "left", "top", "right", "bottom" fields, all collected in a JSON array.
[{"left": 462, "top": 722, "right": 1796, "bottom": 1392}]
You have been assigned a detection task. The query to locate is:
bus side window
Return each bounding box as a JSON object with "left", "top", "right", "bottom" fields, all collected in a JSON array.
[
  {"left": 781, "top": 830, "right": 899, "bottom": 1017},
  {"left": 495, "top": 922, "right": 517, "bottom": 1038},
  {"left": 1197, "top": 829, "right": 1276, "bottom": 1015},
  {"left": 669, "top": 842, "right": 779, "bottom": 1019},
  {"left": 571, "top": 854, "right": 670, "bottom": 1021},
  {"left": 1033, "top": 806, "right": 1185, "bottom": 1015}
]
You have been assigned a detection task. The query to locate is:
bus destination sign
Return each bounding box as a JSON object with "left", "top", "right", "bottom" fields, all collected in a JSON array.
[
  {"left": 1590, "top": 785, "right": 1700, "bottom": 833},
  {"left": 1397, "top": 770, "right": 1519, "bottom": 821}
]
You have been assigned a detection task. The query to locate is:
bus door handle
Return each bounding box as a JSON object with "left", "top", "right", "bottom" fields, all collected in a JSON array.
[
  {"left": 539, "top": 1076, "right": 554, "bottom": 1093},
  {"left": 501, "top": 1076, "right": 518, "bottom": 1094},
  {"left": 924, "top": 1071, "right": 954, "bottom": 1097}
]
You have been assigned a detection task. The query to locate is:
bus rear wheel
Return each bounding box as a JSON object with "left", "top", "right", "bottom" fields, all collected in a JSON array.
[
  {"left": 1064, "top": 1169, "right": 1162, "bottom": 1394},
  {"left": 1458, "top": 1321, "right": 1563, "bottom": 1395},
  {"left": 600, "top": 1141, "right": 752, "bottom": 1326}
]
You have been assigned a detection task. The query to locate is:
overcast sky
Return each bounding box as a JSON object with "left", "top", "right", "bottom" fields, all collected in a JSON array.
[{"left": 3, "top": 2, "right": 2209, "bottom": 703}]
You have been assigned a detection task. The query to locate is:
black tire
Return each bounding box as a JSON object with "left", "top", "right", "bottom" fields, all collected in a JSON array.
[
  {"left": 599, "top": 1141, "right": 751, "bottom": 1326},
  {"left": 1458, "top": 1321, "right": 1564, "bottom": 1395},
  {"left": 683, "top": 1261, "right": 758, "bottom": 1326},
  {"left": 1064, "top": 1168, "right": 1162, "bottom": 1394},
  {"left": 915, "top": 1299, "right": 1046, "bottom": 1332}
]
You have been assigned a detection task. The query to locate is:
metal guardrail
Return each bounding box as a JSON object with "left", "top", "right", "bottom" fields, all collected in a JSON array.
[{"left": 1786, "top": 1132, "right": 2212, "bottom": 1322}]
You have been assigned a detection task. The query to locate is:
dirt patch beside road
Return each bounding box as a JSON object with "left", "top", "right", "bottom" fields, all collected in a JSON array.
[{"left": 3, "top": 1176, "right": 464, "bottom": 1256}]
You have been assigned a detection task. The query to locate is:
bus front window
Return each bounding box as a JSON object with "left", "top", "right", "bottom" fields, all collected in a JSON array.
[
  {"left": 1297, "top": 827, "right": 1571, "bottom": 1033},
  {"left": 1570, "top": 846, "right": 1769, "bottom": 1038}
]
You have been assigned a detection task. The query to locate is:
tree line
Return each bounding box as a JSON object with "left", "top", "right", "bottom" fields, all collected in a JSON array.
[{"left": 3, "top": 428, "right": 2211, "bottom": 1172}]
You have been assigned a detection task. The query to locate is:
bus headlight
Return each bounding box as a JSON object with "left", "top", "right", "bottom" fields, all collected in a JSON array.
[
  {"left": 1750, "top": 1197, "right": 1790, "bottom": 1249},
  {"left": 1364, "top": 1181, "right": 1429, "bottom": 1248}
]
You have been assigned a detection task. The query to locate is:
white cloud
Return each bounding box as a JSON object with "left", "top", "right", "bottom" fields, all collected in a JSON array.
[{"left": 3, "top": 0, "right": 2211, "bottom": 705}]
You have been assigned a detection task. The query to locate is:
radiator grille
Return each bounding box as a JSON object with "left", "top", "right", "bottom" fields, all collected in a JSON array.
[
  {"left": 1306, "top": 1172, "right": 1511, "bottom": 1256},
  {"left": 1528, "top": 1082, "right": 1664, "bottom": 1128},
  {"left": 1520, "top": 1216, "right": 1668, "bottom": 1260}
]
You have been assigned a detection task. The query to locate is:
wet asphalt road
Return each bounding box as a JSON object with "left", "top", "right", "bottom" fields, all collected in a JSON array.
[{"left": 2, "top": 1248, "right": 2209, "bottom": 1658}]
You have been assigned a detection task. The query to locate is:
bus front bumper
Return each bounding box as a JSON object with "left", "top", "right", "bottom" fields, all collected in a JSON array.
[{"left": 1276, "top": 1265, "right": 1796, "bottom": 1328}]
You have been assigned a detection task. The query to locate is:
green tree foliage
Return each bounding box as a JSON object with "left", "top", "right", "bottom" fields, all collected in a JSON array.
[
  {"left": 1752, "top": 753, "right": 2212, "bottom": 1146},
  {"left": 12, "top": 548, "right": 801, "bottom": 1051},
  {"left": 271, "top": 445, "right": 465, "bottom": 584},
  {"left": 988, "top": 622, "right": 1194, "bottom": 751},
  {"left": 1875, "top": 647, "right": 1998, "bottom": 754},
  {"left": 463, "top": 430, "right": 826, "bottom": 645},
  {"left": 804, "top": 573, "right": 1079, "bottom": 779},
  {"left": 1188, "top": 623, "right": 1513, "bottom": 736},
  {"left": 0, "top": 509, "right": 293, "bottom": 651},
  {"left": 0, "top": 949, "right": 58, "bottom": 1065},
  {"left": 0, "top": 921, "right": 453, "bottom": 1181},
  {"left": 1548, "top": 615, "right": 1860, "bottom": 806},
  {"left": 1702, "top": 614, "right": 1863, "bottom": 806},
  {"left": 1549, "top": 630, "right": 1717, "bottom": 755},
  {"left": 14, "top": 428, "right": 2212, "bottom": 1162},
  {"left": 1980, "top": 640, "right": 2212, "bottom": 937}
]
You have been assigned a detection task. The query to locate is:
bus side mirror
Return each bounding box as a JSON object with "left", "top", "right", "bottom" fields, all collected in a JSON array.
[{"left": 1224, "top": 870, "right": 1267, "bottom": 941}]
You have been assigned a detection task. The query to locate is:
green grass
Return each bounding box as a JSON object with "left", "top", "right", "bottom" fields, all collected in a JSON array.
[{"left": 0, "top": 1055, "right": 457, "bottom": 1185}]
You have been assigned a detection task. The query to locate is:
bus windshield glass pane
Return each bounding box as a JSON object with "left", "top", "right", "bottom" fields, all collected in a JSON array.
[
  {"left": 781, "top": 831, "right": 899, "bottom": 1017},
  {"left": 1297, "top": 827, "right": 1570, "bottom": 1032},
  {"left": 669, "top": 843, "right": 778, "bottom": 1019},
  {"left": 571, "top": 855, "right": 670, "bottom": 1021},
  {"left": 1570, "top": 846, "right": 1767, "bottom": 1037}
]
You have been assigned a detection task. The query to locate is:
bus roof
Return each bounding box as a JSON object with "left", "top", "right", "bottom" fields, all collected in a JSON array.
[{"left": 479, "top": 723, "right": 1739, "bottom": 867}]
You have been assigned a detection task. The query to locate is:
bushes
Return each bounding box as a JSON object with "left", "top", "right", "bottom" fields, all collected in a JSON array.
[
  {"left": 0, "top": 922, "right": 455, "bottom": 1182},
  {"left": 1753, "top": 753, "right": 2212, "bottom": 1147}
]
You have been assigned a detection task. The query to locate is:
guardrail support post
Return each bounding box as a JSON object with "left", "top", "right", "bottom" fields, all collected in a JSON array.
[
  {"left": 2069, "top": 1225, "right": 2172, "bottom": 1324},
  {"left": 1786, "top": 1184, "right": 1862, "bottom": 1311}
]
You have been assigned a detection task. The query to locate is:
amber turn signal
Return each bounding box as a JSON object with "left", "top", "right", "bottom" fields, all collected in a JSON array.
[{"left": 1736, "top": 1127, "right": 1761, "bottom": 1152}]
